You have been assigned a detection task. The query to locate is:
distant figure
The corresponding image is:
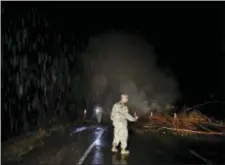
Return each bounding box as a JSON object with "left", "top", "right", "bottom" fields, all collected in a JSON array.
[
  {"left": 94, "top": 105, "right": 103, "bottom": 124},
  {"left": 110, "top": 93, "right": 138, "bottom": 154}
]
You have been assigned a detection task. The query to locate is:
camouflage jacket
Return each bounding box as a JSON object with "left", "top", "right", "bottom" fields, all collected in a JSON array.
[{"left": 110, "top": 102, "right": 136, "bottom": 124}]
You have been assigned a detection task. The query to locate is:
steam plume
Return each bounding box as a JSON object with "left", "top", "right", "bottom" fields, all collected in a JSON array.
[{"left": 83, "top": 31, "right": 180, "bottom": 116}]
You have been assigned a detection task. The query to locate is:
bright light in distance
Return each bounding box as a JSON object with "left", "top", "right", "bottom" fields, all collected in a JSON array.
[
  {"left": 94, "top": 106, "right": 102, "bottom": 113},
  {"left": 95, "top": 108, "right": 100, "bottom": 113}
]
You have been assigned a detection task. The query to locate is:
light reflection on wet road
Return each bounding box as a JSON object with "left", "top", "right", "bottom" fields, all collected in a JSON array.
[
  {"left": 74, "top": 125, "right": 224, "bottom": 165},
  {"left": 91, "top": 127, "right": 108, "bottom": 164},
  {"left": 70, "top": 126, "right": 88, "bottom": 136},
  {"left": 4, "top": 124, "right": 223, "bottom": 165}
]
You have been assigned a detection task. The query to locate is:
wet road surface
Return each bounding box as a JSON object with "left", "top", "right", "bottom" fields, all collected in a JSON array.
[
  {"left": 61, "top": 125, "right": 225, "bottom": 165},
  {"left": 3, "top": 124, "right": 224, "bottom": 165}
]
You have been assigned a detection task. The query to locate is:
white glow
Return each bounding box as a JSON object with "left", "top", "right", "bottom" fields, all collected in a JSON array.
[
  {"left": 95, "top": 108, "right": 100, "bottom": 113},
  {"left": 94, "top": 106, "right": 102, "bottom": 114},
  {"left": 95, "top": 136, "right": 102, "bottom": 146}
]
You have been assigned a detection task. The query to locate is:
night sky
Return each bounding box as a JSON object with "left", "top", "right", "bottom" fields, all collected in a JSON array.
[{"left": 3, "top": 1, "right": 225, "bottom": 104}]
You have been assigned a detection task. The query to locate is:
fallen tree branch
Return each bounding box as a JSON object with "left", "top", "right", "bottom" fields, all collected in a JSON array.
[
  {"left": 161, "top": 126, "right": 224, "bottom": 135},
  {"left": 208, "top": 119, "right": 225, "bottom": 128},
  {"left": 184, "top": 100, "right": 225, "bottom": 113},
  {"left": 198, "top": 124, "right": 213, "bottom": 132}
]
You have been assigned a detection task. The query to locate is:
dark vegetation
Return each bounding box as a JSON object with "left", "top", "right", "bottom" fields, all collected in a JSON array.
[{"left": 1, "top": 5, "right": 94, "bottom": 141}]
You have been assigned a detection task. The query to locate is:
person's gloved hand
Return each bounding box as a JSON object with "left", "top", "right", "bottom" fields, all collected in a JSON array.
[
  {"left": 134, "top": 112, "right": 139, "bottom": 121},
  {"left": 135, "top": 116, "right": 139, "bottom": 121}
]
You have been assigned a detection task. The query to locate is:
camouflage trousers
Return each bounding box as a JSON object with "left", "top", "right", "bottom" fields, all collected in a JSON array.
[{"left": 112, "top": 121, "right": 128, "bottom": 149}]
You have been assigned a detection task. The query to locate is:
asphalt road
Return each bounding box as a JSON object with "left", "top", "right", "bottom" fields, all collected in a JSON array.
[
  {"left": 3, "top": 124, "right": 225, "bottom": 165},
  {"left": 61, "top": 125, "right": 225, "bottom": 165}
]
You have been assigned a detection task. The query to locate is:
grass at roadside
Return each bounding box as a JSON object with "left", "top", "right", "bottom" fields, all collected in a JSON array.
[{"left": 2, "top": 119, "right": 81, "bottom": 162}]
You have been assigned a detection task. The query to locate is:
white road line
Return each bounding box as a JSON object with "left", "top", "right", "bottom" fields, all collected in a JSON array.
[
  {"left": 189, "top": 150, "right": 213, "bottom": 165},
  {"left": 77, "top": 130, "right": 104, "bottom": 165}
]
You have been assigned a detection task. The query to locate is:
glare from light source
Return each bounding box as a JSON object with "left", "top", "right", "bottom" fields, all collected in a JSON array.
[
  {"left": 95, "top": 108, "right": 100, "bottom": 113},
  {"left": 94, "top": 106, "right": 102, "bottom": 114},
  {"left": 95, "top": 137, "right": 101, "bottom": 146}
]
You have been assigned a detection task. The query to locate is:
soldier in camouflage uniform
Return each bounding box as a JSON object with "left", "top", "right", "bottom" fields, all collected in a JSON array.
[{"left": 110, "top": 93, "right": 138, "bottom": 154}]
